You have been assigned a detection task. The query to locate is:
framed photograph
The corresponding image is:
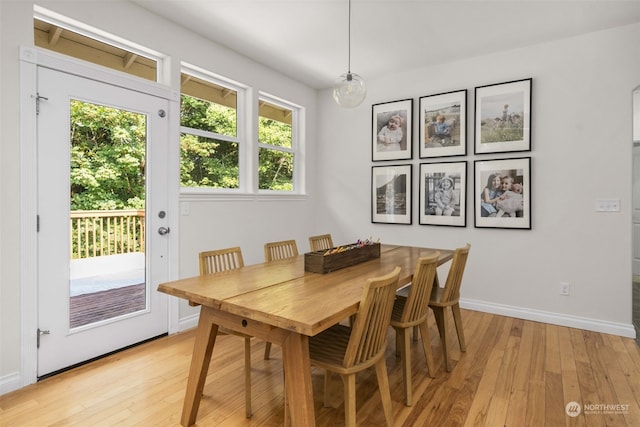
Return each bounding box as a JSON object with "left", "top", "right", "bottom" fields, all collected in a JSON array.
[
  {"left": 419, "top": 161, "right": 466, "bottom": 227},
  {"left": 419, "top": 90, "right": 467, "bottom": 158},
  {"left": 372, "top": 99, "right": 413, "bottom": 161},
  {"left": 372, "top": 164, "right": 412, "bottom": 224},
  {"left": 474, "top": 78, "right": 531, "bottom": 154},
  {"left": 474, "top": 157, "right": 531, "bottom": 229}
]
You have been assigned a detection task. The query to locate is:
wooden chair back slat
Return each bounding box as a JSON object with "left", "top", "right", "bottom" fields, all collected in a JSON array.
[
  {"left": 199, "top": 246, "right": 244, "bottom": 275},
  {"left": 264, "top": 240, "right": 299, "bottom": 262},
  {"left": 400, "top": 252, "right": 439, "bottom": 324},
  {"left": 308, "top": 234, "right": 334, "bottom": 252},
  {"left": 344, "top": 266, "right": 400, "bottom": 368},
  {"left": 440, "top": 244, "right": 470, "bottom": 303}
]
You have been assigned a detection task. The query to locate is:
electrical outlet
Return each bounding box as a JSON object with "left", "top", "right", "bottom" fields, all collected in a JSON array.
[{"left": 560, "top": 282, "right": 570, "bottom": 296}]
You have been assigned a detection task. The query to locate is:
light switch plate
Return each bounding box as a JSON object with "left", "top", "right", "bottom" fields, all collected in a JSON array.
[{"left": 596, "top": 198, "right": 620, "bottom": 212}]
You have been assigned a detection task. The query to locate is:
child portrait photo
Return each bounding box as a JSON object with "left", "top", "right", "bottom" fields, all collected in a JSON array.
[
  {"left": 474, "top": 78, "right": 531, "bottom": 154},
  {"left": 474, "top": 157, "right": 531, "bottom": 229},
  {"left": 419, "top": 90, "right": 467, "bottom": 158},
  {"left": 419, "top": 161, "right": 466, "bottom": 227},
  {"left": 372, "top": 99, "right": 413, "bottom": 161}
]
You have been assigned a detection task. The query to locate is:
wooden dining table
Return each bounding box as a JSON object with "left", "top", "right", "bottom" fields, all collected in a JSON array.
[{"left": 157, "top": 244, "right": 453, "bottom": 427}]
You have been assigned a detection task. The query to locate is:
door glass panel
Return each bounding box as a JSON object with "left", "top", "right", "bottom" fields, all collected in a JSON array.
[{"left": 68, "top": 100, "right": 147, "bottom": 329}]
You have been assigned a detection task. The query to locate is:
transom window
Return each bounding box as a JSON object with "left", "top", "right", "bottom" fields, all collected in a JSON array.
[{"left": 33, "top": 14, "right": 160, "bottom": 82}]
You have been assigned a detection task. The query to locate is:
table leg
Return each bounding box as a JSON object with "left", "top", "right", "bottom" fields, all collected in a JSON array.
[
  {"left": 282, "top": 332, "right": 316, "bottom": 427},
  {"left": 181, "top": 305, "right": 219, "bottom": 427}
]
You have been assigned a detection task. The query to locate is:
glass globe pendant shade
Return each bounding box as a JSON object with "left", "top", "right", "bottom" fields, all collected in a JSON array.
[{"left": 333, "top": 72, "right": 367, "bottom": 108}]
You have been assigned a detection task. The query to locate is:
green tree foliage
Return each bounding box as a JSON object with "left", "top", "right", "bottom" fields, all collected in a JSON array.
[
  {"left": 70, "top": 100, "right": 146, "bottom": 210},
  {"left": 68, "top": 95, "right": 295, "bottom": 212},
  {"left": 180, "top": 96, "right": 239, "bottom": 188},
  {"left": 258, "top": 117, "right": 293, "bottom": 191}
]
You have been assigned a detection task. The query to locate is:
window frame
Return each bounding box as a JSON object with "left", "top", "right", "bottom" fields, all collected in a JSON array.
[
  {"left": 179, "top": 64, "right": 248, "bottom": 195},
  {"left": 256, "top": 92, "right": 303, "bottom": 195},
  {"left": 179, "top": 65, "right": 305, "bottom": 197}
]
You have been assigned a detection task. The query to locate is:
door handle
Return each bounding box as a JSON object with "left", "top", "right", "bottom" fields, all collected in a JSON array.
[
  {"left": 37, "top": 328, "right": 50, "bottom": 348},
  {"left": 158, "top": 226, "right": 170, "bottom": 235}
]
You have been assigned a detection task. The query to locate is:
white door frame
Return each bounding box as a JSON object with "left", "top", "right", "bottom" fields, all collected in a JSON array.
[{"left": 19, "top": 46, "right": 181, "bottom": 386}]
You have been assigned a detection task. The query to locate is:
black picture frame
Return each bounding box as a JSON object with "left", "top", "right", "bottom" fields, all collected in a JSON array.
[
  {"left": 419, "top": 161, "right": 467, "bottom": 227},
  {"left": 474, "top": 157, "right": 531, "bottom": 229},
  {"left": 371, "top": 164, "right": 412, "bottom": 224},
  {"left": 474, "top": 78, "right": 532, "bottom": 154},
  {"left": 419, "top": 90, "right": 467, "bottom": 158},
  {"left": 372, "top": 99, "right": 413, "bottom": 161}
]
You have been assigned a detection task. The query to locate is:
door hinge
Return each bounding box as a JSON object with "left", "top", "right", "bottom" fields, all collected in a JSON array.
[
  {"left": 37, "top": 328, "right": 50, "bottom": 348},
  {"left": 37, "top": 214, "right": 40, "bottom": 232},
  {"left": 34, "top": 93, "right": 48, "bottom": 115}
]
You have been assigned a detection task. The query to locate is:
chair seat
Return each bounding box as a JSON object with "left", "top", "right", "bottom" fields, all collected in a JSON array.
[{"left": 308, "top": 325, "right": 351, "bottom": 367}]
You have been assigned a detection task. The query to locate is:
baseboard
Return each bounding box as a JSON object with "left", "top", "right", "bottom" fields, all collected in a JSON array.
[
  {"left": 461, "top": 298, "right": 637, "bottom": 339},
  {"left": 178, "top": 312, "right": 199, "bottom": 332},
  {"left": 0, "top": 372, "right": 22, "bottom": 396}
]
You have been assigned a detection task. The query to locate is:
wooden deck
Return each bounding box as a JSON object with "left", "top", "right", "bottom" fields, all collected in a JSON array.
[{"left": 69, "top": 283, "right": 146, "bottom": 328}]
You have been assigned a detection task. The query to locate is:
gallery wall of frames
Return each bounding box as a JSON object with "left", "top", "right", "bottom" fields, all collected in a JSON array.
[{"left": 371, "top": 77, "right": 532, "bottom": 230}]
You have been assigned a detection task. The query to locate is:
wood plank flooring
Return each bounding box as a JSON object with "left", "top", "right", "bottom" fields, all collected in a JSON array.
[
  {"left": 70, "top": 283, "right": 146, "bottom": 328},
  {"left": 1, "top": 309, "right": 639, "bottom": 426}
]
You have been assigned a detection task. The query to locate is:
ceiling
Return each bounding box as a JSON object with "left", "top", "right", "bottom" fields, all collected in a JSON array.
[{"left": 133, "top": 0, "right": 640, "bottom": 90}]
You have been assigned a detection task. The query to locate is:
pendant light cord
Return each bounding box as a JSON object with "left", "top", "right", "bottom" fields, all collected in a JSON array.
[{"left": 348, "top": 0, "right": 352, "bottom": 74}]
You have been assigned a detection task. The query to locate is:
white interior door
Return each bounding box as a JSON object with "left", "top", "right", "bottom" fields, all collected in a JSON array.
[{"left": 36, "top": 66, "right": 170, "bottom": 377}]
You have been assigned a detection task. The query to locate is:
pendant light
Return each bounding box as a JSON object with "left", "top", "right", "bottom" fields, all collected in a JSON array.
[{"left": 332, "top": 0, "right": 366, "bottom": 108}]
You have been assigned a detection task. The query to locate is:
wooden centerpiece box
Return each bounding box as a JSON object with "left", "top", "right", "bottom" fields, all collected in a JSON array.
[{"left": 304, "top": 242, "right": 381, "bottom": 274}]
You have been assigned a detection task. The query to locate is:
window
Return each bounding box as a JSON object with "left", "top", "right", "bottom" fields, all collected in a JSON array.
[
  {"left": 258, "top": 97, "right": 297, "bottom": 192},
  {"left": 180, "top": 66, "right": 303, "bottom": 195},
  {"left": 33, "top": 12, "right": 160, "bottom": 82},
  {"left": 180, "top": 70, "right": 242, "bottom": 190}
]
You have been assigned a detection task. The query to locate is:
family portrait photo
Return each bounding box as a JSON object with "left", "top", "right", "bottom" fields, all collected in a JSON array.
[
  {"left": 371, "top": 164, "right": 412, "bottom": 224},
  {"left": 372, "top": 99, "right": 413, "bottom": 161},
  {"left": 420, "top": 90, "right": 467, "bottom": 158},
  {"left": 419, "top": 161, "right": 466, "bottom": 227},
  {"left": 474, "top": 157, "right": 531, "bottom": 229},
  {"left": 475, "top": 78, "right": 531, "bottom": 154}
]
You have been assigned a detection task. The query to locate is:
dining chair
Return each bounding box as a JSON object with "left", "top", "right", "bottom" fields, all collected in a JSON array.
[
  {"left": 307, "top": 266, "right": 401, "bottom": 427},
  {"left": 262, "top": 239, "right": 299, "bottom": 360},
  {"left": 308, "top": 233, "right": 334, "bottom": 252},
  {"left": 390, "top": 252, "right": 440, "bottom": 406},
  {"left": 264, "top": 239, "right": 299, "bottom": 262},
  {"left": 196, "top": 247, "right": 255, "bottom": 418},
  {"left": 429, "top": 243, "right": 471, "bottom": 372}
]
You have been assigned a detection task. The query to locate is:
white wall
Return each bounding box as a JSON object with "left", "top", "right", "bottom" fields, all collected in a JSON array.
[
  {"left": 0, "top": 0, "right": 318, "bottom": 392},
  {"left": 316, "top": 23, "right": 639, "bottom": 336}
]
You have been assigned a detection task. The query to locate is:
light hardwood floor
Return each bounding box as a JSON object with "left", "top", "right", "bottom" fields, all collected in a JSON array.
[{"left": 1, "top": 309, "right": 639, "bottom": 426}]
